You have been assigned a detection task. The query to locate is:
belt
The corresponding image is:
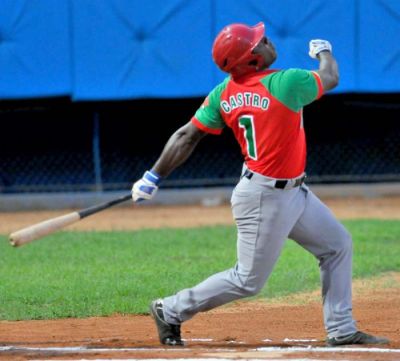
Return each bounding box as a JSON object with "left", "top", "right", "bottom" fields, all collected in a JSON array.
[{"left": 242, "top": 169, "right": 306, "bottom": 190}]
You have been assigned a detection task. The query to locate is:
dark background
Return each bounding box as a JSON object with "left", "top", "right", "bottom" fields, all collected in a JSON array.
[{"left": 1, "top": 93, "right": 399, "bottom": 192}]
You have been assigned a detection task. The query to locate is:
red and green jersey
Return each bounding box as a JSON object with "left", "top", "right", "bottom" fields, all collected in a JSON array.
[{"left": 191, "top": 68, "right": 323, "bottom": 179}]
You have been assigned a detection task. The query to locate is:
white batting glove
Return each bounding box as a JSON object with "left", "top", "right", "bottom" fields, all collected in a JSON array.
[
  {"left": 131, "top": 170, "right": 161, "bottom": 202},
  {"left": 309, "top": 39, "right": 332, "bottom": 59}
]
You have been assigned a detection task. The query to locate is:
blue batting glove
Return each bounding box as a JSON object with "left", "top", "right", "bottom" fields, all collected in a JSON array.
[{"left": 131, "top": 170, "right": 162, "bottom": 202}]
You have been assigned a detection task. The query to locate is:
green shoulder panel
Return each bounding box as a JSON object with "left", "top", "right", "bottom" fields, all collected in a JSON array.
[
  {"left": 194, "top": 77, "right": 230, "bottom": 130},
  {"left": 260, "top": 69, "right": 319, "bottom": 112}
]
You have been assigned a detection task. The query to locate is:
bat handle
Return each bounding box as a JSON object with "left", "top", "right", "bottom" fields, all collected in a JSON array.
[{"left": 78, "top": 193, "right": 132, "bottom": 218}]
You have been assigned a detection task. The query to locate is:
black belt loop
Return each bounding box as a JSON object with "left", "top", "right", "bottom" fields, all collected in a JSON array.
[
  {"left": 294, "top": 176, "right": 304, "bottom": 187},
  {"left": 243, "top": 169, "right": 253, "bottom": 180},
  {"left": 274, "top": 180, "right": 288, "bottom": 189},
  {"left": 296, "top": 174, "right": 307, "bottom": 187}
]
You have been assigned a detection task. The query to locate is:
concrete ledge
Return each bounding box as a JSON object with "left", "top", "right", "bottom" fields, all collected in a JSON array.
[
  {"left": 0, "top": 182, "right": 399, "bottom": 211},
  {"left": 310, "top": 182, "right": 400, "bottom": 198},
  {"left": 0, "top": 188, "right": 233, "bottom": 211}
]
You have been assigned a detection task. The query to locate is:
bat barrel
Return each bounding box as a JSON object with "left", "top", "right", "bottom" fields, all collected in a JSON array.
[
  {"left": 9, "top": 212, "right": 80, "bottom": 247},
  {"left": 9, "top": 193, "right": 132, "bottom": 247}
]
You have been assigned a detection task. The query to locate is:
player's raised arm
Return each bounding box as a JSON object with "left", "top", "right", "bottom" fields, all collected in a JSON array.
[
  {"left": 131, "top": 122, "right": 207, "bottom": 202},
  {"left": 309, "top": 39, "right": 339, "bottom": 91}
]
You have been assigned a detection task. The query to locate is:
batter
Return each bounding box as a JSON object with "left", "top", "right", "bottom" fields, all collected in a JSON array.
[{"left": 131, "top": 22, "right": 389, "bottom": 347}]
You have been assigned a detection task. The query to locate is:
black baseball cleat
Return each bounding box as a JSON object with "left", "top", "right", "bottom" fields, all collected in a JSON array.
[
  {"left": 327, "top": 331, "right": 389, "bottom": 346},
  {"left": 149, "top": 299, "right": 184, "bottom": 346}
]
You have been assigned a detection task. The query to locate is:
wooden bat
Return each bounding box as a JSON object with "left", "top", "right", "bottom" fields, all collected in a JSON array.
[{"left": 9, "top": 193, "right": 132, "bottom": 247}]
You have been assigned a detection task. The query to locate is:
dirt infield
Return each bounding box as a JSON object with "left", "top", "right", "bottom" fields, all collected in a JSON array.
[
  {"left": 0, "top": 197, "right": 399, "bottom": 360},
  {"left": 0, "top": 273, "right": 399, "bottom": 360},
  {"left": 1, "top": 196, "right": 399, "bottom": 234}
]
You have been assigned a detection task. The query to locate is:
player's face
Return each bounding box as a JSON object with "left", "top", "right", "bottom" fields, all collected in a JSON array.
[{"left": 252, "top": 36, "right": 277, "bottom": 69}]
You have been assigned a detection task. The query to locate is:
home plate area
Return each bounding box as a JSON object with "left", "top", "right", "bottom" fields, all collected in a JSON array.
[
  {"left": 0, "top": 282, "right": 399, "bottom": 361},
  {"left": 1, "top": 342, "right": 400, "bottom": 361}
]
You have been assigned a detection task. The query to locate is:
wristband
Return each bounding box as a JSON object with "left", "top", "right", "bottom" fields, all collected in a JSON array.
[{"left": 144, "top": 169, "right": 162, "bottom": 185}]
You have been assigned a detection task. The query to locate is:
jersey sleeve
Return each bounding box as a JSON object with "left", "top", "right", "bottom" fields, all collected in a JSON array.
[
  {"left": 261, "top": 68, "right": 323, "bottom": 112},
  {"left": 191, "top": 80, "right": 228, "bottom": 135}
]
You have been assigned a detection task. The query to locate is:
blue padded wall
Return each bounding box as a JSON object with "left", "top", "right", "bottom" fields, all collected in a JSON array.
[
  {"left": 358, "top": 0, "right": 400, "bottom": 92},
  {"left": 0, "top": 0, "right": 71, "bottom": 98},
  {"left": 0, "top": 0, "right": 398, "bottom": 99},
  {"left": 72, "top": 0, "right": 214, "bottom": 99}
]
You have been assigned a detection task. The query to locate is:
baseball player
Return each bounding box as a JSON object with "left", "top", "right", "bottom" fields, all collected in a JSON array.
[{"left": 131, "top": 22, "right": 389, "bottom": 347}]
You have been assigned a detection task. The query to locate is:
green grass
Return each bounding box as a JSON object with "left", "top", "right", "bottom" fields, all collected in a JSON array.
[{"left": 0, "top": 220, "right": 399, "bottom": 320}]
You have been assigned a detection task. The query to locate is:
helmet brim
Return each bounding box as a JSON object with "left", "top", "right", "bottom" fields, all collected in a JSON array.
[{"left": 250, "top": 22, "right": 265, "bottom": 50}]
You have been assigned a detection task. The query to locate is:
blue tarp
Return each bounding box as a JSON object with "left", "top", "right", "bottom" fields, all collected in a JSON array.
[
  {"left": 71, "top": 0, "right": 214, "bottom": 99},
  {"left": 0, "top": 0, "right": 398, "bottom": 99},
  {"left": 0, "top": 0, "right": 71, "bottom": 98}
]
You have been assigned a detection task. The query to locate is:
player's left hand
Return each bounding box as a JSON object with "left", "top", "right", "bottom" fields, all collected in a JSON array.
[
  {"left": 309, "top": 39, "right": 332, "bottom": 59},
  {"left": 131, "top": 170, "right": 162, "bottom": 202}
]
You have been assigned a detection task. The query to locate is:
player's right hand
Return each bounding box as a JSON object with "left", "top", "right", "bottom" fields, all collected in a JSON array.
[
  {"left": 308, "top": 39, "right": 332, "bottom": 59},
  {"left": 131, "top": 170, "right": 161, "bottom": 202}
]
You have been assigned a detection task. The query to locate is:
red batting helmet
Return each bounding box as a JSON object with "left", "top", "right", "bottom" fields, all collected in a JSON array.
[{"left": 212, "top": 22, "right": 265, "bottom": 78}]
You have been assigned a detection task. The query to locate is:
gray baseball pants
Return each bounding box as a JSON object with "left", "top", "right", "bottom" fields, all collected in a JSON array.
[{"left": 163, "top": 170, "right": 357, "bottom": 338}]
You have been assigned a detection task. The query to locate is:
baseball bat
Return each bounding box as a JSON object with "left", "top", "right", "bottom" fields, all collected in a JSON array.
[{"left": 9, "top": 193, "right": 132, "bottom": 247}]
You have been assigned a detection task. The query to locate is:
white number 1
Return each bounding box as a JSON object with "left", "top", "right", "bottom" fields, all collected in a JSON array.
[{"left": 238, "top": 115, "right": 257, "bottom": 160}]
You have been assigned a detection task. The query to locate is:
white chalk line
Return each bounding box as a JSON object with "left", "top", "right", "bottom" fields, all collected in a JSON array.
[
  {"left": 255, "top": 346, "right": 400, "bottom": 353},
  {"left": 1, "top": 345, "right": 399, "bottom": 353},
  {"left": 29, "top": 359, "right": 353, "bottom": 361}
]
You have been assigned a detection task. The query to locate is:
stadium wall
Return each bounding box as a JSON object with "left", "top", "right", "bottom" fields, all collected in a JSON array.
[
  {"left": 1, "top": 94, "right": 399, "bottom": 196},
  {"left": 0, "top": 0, "right": 399, "bottom": 99}
]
